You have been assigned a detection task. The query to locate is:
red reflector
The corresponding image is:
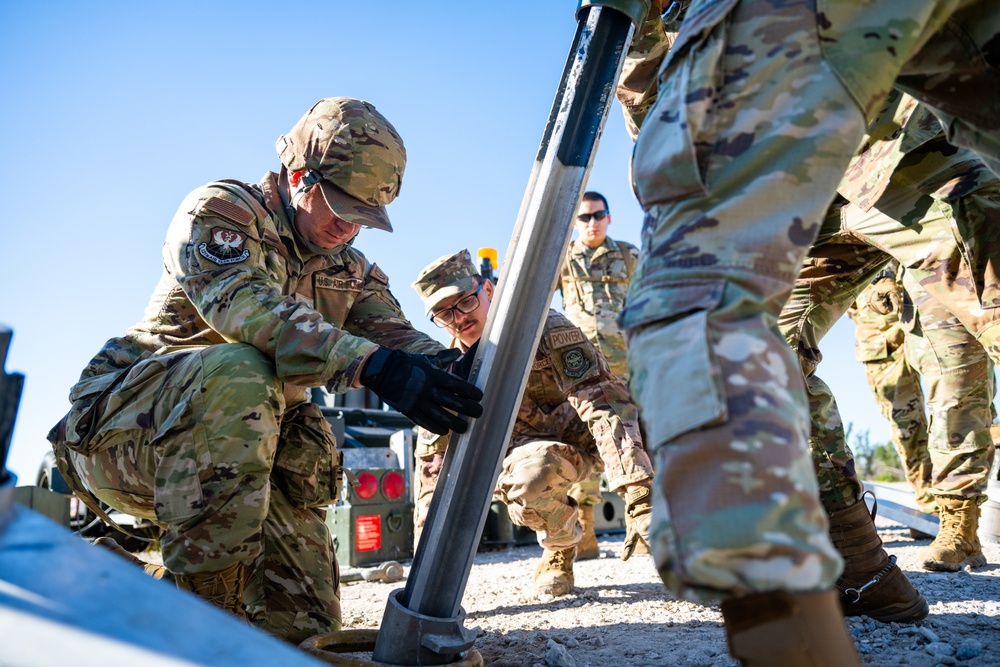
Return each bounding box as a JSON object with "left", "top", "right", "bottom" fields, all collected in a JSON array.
[
  {"left": 355, "top": 471, "right": 379, "bottom": 500},
  {"left": 355, "top": 514, "right": 381, "bottom": 552},
  {"left": 381, "top": 471, "right": 405, "bottom": 500}
]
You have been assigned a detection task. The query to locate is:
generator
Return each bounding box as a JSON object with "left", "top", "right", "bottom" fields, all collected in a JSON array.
[{"left": 320, "top": 403, "right": 416, "bottom": 567}]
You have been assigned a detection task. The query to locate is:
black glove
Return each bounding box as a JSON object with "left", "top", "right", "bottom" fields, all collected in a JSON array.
[{"left": 360, "top": 347, "right": 484, "bottom": 435}]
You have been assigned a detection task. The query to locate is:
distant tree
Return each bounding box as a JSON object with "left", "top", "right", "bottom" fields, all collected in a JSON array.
[{"left": 845, "top": 422, "right": 905, "bottom": 483}]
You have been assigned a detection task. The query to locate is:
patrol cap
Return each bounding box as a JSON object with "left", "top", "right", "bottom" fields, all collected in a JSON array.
[
  {"left": 276, "top": 97, "right": 405, "bottom": 232},
  {"left": 412, "top": 249, "right": 479, "bottom": 315}
]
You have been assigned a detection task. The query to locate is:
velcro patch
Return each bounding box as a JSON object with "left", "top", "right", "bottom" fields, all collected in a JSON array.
[
  {"left": 202, "top": 196, "right": 254, "bottom": 226},
  {"left": 532, "top": 357, "right": 552, "bottom": 371},
  {"left": 560, "top": 346, "right": 592, "bottom": 378},
  {"left": 198, "top": 227, "right": 250, "bottom": 265},
  {"left": 368, "top": 263, "right": 390, "bottom": 284},
  {"left": 547, "top": 327, "right": 586, "bottom": 350},
  {"left": 316, "top": 275, "right": 363, "bottom": 291}
]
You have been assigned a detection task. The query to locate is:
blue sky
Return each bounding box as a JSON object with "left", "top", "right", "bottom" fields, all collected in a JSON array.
[{"left": 0, "top": 1, "right": 890, "bottom": 484}]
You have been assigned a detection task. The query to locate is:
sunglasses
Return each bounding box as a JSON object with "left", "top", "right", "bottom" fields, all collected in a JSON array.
[{"left": 576, "top": 210, "right": 608, "bottom": 223}]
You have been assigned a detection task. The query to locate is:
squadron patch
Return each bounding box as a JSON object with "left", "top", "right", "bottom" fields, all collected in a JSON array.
[
  {"left": 561, "top": 346, "right": 590, "bottom": 378},
  {"left": 198, "top": 227, "right": 251, "bottom": 265},
  {"left": 368, "top": 263, "right": 390, "bottom": 284}
]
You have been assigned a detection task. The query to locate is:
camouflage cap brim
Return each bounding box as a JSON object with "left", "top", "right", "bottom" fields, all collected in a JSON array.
[
  {"left": 318, "top": 177, "right": 393, "bottom": 233},
  {"left": 422, "top": 279, "right": 477, "bottom": 315}
]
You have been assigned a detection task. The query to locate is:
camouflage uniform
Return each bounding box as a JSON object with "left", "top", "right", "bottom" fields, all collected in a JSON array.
[
  {"left": 411, "top": 252, "right": 653, "bottom": 549},
  {"left": 777, "top": 89, "right": 999, "bottom": 515},
  {"left": 616, "top": 0, "right": 999, "bottom": 602},
  {"left": 47, "top": 100, "right": 442, "bottom": 644},
  {"left": 848, "top": 278, "right": 935, "bottom": 512},
  {"left": 557, "top": 237, "right": 640, "bottom": 509},
  {"left": 557, "top": 237, "right": 639, "bottom": 380},
  {"left": 901, "top": 276, "right": 996, "bottom": 504}
]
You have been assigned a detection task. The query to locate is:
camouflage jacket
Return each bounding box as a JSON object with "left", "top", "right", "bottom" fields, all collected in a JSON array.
[
  {"left": 417, "top": 310, "right": 650, "bottom": 491},
  {"left": 71, "top": 171, "right": 441, "bottom": 404},
  {"left": 838, "top": 89, "right": 994, "bottom": 211},
  {"left": 616, "top": 10, "right": 992, "bottom": 208},
  {"left": 556, "top": 238, "right": 638, "bottom": 379}
]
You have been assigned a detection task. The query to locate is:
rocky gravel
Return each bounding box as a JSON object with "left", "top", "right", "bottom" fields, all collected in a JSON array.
[{"left": 337, "top": 517, "right": 1000, "bottom": 667}]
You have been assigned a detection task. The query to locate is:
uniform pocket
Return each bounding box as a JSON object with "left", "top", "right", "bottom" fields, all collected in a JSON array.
[
  {"left": 631, "top": 0, "right": 737, "bottom": 207},
  {"left": 627, "top": 311, "right": 728, "bottom": 450},
  {"left": 274, "top": 402, "right": 342, "bottom": 509}
]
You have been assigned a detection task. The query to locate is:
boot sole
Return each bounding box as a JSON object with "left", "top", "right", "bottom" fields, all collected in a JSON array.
[
  {"left": 853, "top": 593, "right": 929, "bottom": 623},
  {"left": 922, "top": 553, "right": 987, "bottom": 572}
]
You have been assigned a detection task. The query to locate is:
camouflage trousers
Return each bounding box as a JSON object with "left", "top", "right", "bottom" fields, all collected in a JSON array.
[
  {"left": 860, "top": 352, "right": 935, "bottom": 512},
  {"left": 780, "top": 177, "right": 1000, "bottom": 511},
  {"left": 623, "top": 0, "right": 999, "bottom": 601},
  {"left": 414, "top": 438, "right": 592, "bottom": 549},
  {"left": 58, "top": 343, "right": 341, "bottom": 644},
  {"left": 903, "top": 277, "right": 996, "bottom": 503}
]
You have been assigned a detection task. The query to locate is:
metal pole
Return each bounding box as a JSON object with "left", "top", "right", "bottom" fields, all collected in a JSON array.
[{"left": 373, "top": 3, "right": 642, "bottom": 664}]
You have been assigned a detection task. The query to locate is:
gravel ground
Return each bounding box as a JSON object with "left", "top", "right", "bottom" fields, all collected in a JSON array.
[{"left": 336, "top": 517, "right": 1000, "bottom": 667}]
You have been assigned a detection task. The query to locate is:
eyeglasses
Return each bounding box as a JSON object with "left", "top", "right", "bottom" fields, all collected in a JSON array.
[
  {"left": 430, "top": 282, "right": 484, "bottom": 327},
  {"left": 576, "top": 210, "right": 608, "bottom": 223}
]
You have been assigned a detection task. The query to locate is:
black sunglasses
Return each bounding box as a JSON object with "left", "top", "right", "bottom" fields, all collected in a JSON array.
[{"left": 577, "top": 210, "right": 608, "bottom": 223}]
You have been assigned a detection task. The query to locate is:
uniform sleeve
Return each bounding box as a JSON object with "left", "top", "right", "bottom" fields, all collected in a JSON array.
[
  {"left": 163, "top": 185, "right": 378, "bottom": 391},
  {"left": 344, "top": 261, "right": 444, "bottom": 358},
  {"left": 543, "top": 314, "right": 653, "bottom": 490}
]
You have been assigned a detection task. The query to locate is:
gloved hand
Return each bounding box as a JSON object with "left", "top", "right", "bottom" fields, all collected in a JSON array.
[
  {"left": 868, "top": 276, "right": 901, "bottom": 315},
  {"left": 360, "top": 347, "right": 483, "bottom": 435},
  {"left": 622, "top": 484, "right": 652, "bottom": 561}
]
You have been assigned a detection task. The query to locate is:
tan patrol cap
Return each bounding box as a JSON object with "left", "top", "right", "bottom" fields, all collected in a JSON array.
[
  {"left": 413, "top": 249, "right": 479, "bottom": 315},
  {"left": 276, "top": 97, "right": 405, "bottom": 232}
]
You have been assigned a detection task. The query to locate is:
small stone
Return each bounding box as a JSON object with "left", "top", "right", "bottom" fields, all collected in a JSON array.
[
  {"left": 545, "top": 639, "right": 575, "bottom": 667},
  {"left": 918, "top": 627, "right": 941, "bottom": 643},
  {"left": 956, "top": 640, "right": 983, "bottom": 660},
  {"left": 924, "top": 642, "right": 955, "bottom": 658}
]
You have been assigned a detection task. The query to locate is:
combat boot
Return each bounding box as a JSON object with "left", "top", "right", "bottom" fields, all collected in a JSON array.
[
  {"left": 722, "top": 590, "right": 861, "bottom": 667},
  {"left": 94, "top": 537, "right": 169, "bottom": 580},
  {"left": 827, "top": 498, "right": 928, "bottom": 622},
  {"left": 534, "top": 547, "right": 575, "bottom": 596},
  {"left": 175, "top": 562, "right": 249, "bottom": 621},
  {"left": 920, "top": 497, "right": 987, "bottom": 572},
  {"left": 576, "top": 504, "right": 600, "bottom": 560}
]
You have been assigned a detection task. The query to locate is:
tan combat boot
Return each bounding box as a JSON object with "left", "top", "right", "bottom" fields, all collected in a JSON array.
[
  {"left": 827, "top": 498, "right": 928, "bottom": 622},
  {"left": 920, "top": 496, "right": 987, "bottom": 572},
  {"left": 576, "top": 504, "right": 600, "bottom": 560},
  {"left": 722, "top": 590, "right": 861, "bottom": 667},
  {"left": 175, "top": 562, "right": 249, "bottom": 621},
  {"left": 534, "top": 547, "right": 575, "bottom": 596},
  {"left": 94, "top": 537, "right": 169, "bottom": 580}
]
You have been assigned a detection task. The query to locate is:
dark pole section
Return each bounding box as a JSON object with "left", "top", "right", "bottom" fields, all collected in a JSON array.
[
  {"left": 373, "top": 5, "right": 636, "bottom": 666},
  {"left": 0, "top": 326, "right": 25, "bottom": 485}
]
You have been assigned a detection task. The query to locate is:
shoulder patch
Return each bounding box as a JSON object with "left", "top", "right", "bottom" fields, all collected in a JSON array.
[
  {"left": 560, "top": 346, "right": 592, "bottom": 378},
  {"left": 547, "top": 327, "right": 586, "bottom": 350},
  {"left": 201, "top": 196, "right": 254, "bottom": 226},
  {"left": 368, "top": 263, "right": 390, "bottom": 284},
  {"left": 198, "top": 227, "right": 251, "bottom": 265}
]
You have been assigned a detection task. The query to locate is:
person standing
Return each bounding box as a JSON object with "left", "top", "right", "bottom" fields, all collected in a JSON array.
[
  {"left": 556, "top": 191, "right": 641, "bottom": 559},
  {"left": 848, "top": 270, "right": 936, "bottom": 518},
  {"left": 603, "top": 0, "right": 999, "bottom": 660},
  {"left": 46, "top": 98, "right": 483, "bottom": 645}
]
